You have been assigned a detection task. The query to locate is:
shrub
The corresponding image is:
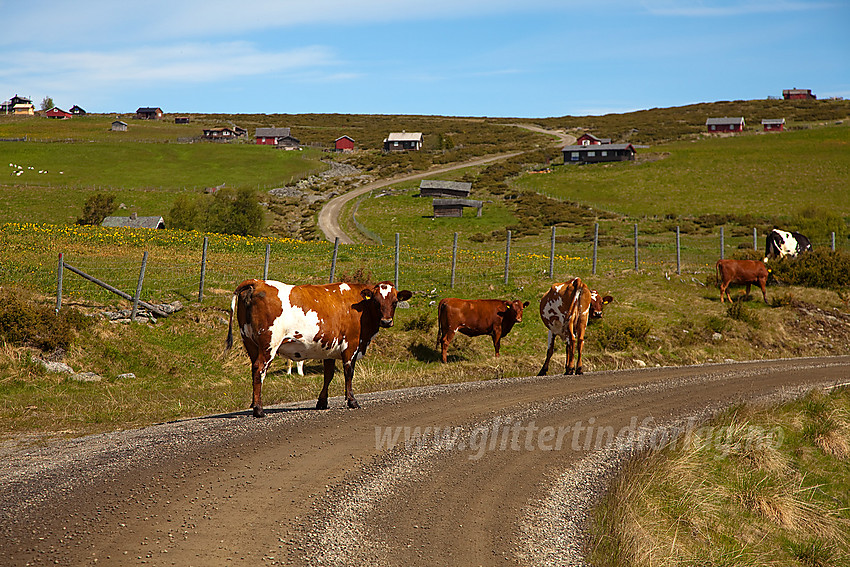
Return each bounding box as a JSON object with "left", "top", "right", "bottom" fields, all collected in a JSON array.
[
  {"left": 402, "top": 312, "right": 433, "bottom": 332},
  {"left": 338, "top": 266, "right": 374, "bottom": 284},
  {"left": 76, "top": 192, "right": 117, "bottom": 226},
  {"left": 596, "top": 317, "right": 651, "bottom": 351},
  {"left": 727, "top": 299, "right": 759, "bottom": 327},
  {"left": 768, "top": 249, "right": 850, "bottom": 290},
  {"left": 0, "top": 287, "right": 91, "bottom": 352},
  {"left": 705, "top": 316, "right": 730, "bottom": 334}
]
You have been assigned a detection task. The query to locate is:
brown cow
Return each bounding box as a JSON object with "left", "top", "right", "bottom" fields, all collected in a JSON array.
[
  {"left": 538, "top": 278, "right": 613, "bottom": 376},
  {"left": 715, "top": 259, "right": 768, "bottom": 303},
  {"left": 226, "top": 279, "right": 412, "bottom": 417},
  {"left": 436, "top": 298, "right": 530, "bottom": 363}
]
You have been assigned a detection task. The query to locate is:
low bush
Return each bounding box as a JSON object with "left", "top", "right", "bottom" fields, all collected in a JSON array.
[
  {"left": 596, "top": 317, "right": 651, "bottom": 351},
  {"left": 768, "top": 249, "right": 850, "bottom": 290},
  {"left": 726, "top": 299, "right": 759, "bottom": 327},
  {"left": 0, "top": 287, "right": 91, "bottom": 352}
]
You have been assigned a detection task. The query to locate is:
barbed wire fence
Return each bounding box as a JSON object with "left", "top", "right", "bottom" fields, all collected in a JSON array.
[{"left": 39, "top": 226, "right": 845, "bottom": 312}]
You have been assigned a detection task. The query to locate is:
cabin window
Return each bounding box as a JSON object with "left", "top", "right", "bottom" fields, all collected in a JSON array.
[
  {"left": 601, "top": 151, "right": 608, "bottom": 157},
  {"left": 571, "top": 152, "right": 579, "bottom": 161},
  {"left": 587, "top": 151, "right": 595, "bottom": 157}
]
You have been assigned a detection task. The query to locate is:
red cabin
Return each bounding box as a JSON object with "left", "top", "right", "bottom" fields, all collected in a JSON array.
[
  {"left": 334, "top": 135, "right": 355, "bottom": 152},
  {"left": 44, "top": 107, "right": 72, "bottom": 119}
]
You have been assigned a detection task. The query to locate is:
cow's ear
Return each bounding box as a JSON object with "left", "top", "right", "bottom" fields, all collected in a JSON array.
[
  {"left": 523, "top": 301, "right": 530, "bottom": 307},
  {"left": 397, "top": 290, "right": 413, "bottom": 302},
  {"left": 361, "top": 289, "right": 373, "bottom": 300},
  {"left": 602, "top": 295, "right": 614, "bottom": 304}
]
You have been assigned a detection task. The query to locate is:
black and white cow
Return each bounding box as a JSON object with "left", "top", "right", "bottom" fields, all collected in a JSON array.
[{"left": 764, "top": 229, "right": 812, "bottom": 262}]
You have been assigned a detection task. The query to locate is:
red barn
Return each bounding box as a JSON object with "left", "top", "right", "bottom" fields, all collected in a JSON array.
[
  {"left": 45, "top": 107, "right": 72, "bottom": 119},
  {"left": 706, "top": 117, "right": 745, "bottom": 133},
  {"left": 575, "top": 133, "right": 611, "bottom": 146},
  {"left": 335, "top": 135, "right": 355, "bottom": 152},
  {"left": 762, "top": 118, "right": 785, "bottom": 132},
  {"left": 783, "top": 88, "right": 815, "bottom": 100}
]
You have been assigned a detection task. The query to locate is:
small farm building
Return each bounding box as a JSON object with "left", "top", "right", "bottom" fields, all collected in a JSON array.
[
  {"left": 2, "top": 95, "right": 34, "bottom": 115},
  {"left": 45, "top": 107, "right": 72, "bottom": 119},
  {"left": 706, "top": 117, "right": 745, "bottom": 133},
  {"left": 102, "top": 213, "right": 165, "bottom": 230},
  {"left": 255, "top": 127, "right": 300, "bottom": 147},
  {"left": 135, "top": 107, "right": 163, "bottom": 120},
  {"left": 175, "top": 116, "right": 190, "bottom": 124},
  {"left": 562, "top": 143, "right": 636, "bottom": 164},
  {"left": 433, "top": 199, "right": 483, "bottom": 218},
  {"left": 335, "top": 135, "right": 356, "bottom": 152},
  {"left": 203, "top": 127, "right": 240, "bottom": 140},
  {"left": 111, "top": 120, "right": 128, "bottom": 132},
  {"left": 419, "top": 180, "right": 472, "bottom": 198},
  {"left": 70, "top": 105, "right": 86, "bottom": 116},
  {"left": 783, "top": 88, "right": 816, "bottom": 100},
  {"left": 576, "top": 133, "right": 611, "bottom": 146},
  {"left": 383, "top": 132, "right": 423, "bottom": 152},
  {"left": 762, "top": 118, "right": 785, "bottom": 132}
]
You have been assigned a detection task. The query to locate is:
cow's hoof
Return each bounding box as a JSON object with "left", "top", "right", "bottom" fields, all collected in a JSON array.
[
  {"left": 316, "top": 398, "right": 329, "bottom": 410},
  {"left": 575, "top": 366, "right": 584, "bottom": 375},
  {"left": 347, "top": 398, "right": 361, "bottom": 409},
  {"left": 253, "top": 407, "right": 266, "bottom": 418},
  {"left": 537, "top": 371, "right": 547, "bottom": 377},
  {"left": 565, "top": 368, "right": 575, "bottom": 376}
]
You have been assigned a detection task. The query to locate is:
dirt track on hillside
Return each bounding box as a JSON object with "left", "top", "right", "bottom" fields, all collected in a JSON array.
[{"left": 2, "top": 357, "right": 849, "bottom": 566}]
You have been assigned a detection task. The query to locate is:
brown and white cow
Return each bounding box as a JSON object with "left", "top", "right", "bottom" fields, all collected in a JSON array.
[
  {"left": 715, "top": 259, "right": 768, "bottom": 303},
  {"left": 436, "top": 298, "right": 530, "bottom": 363},
  {"left": 226, "top": 279, "right": 412, "bottom": 417},
  {"left": 538, "top": 278, "right": 613, "bottom": 376}
]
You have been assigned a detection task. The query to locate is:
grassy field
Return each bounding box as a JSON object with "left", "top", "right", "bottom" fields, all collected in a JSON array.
[
  {"left": 1, "top": 101, "right": 850, "bottom": 440},
  {"left": 590, "top": 388, "right": 850, "bottom": 566}
]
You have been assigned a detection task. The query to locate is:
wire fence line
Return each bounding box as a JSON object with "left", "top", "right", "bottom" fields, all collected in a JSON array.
[{"left": 4, "top": 223, "right": 844, "bottom": 309}]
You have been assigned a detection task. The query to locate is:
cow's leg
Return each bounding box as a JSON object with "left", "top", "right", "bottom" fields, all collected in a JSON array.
[
  {"left": 343, "top": 359, "right": 360, "bottom": 409},
  {"left": 759, "top": 278, "right": 768, "bottom": 303},
  {"left": 719, "top": 282, "right": 727, "bottom": 303},
  {"left": 316, "top": 359, "right": 334, "bottom": 410},
  {"left": 574, "top": 315, "right": 589, "bottom": 375},
  {"left": 565, "top": 333, "right": 575, "bottom": 375},
  {"left": 251, "top": 357, "right": 269, "bottom": 418},
  {"left": 439, "top": 328, "right": 455, "bottom": 363},
  {"left": 538, "top": 331, "right": 556, "bottom": 376},
  {"left": 492, "top": 331, "right": 502, "bottom": 358},
  {"left": 745, "top": 283, "right": 752, "bottom": 300}
]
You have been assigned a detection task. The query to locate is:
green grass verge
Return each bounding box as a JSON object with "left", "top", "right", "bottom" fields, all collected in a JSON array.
[{"left": 589, "top": 388, "right": 850, "bottom": 567}]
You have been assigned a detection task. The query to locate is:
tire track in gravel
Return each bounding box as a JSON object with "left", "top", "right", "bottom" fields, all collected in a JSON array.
[{"left": 1, "top": 357, "right": 848, "bottom": 566}]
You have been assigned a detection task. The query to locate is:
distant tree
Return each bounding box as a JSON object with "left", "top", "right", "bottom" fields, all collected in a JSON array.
[
  {"left": 76, "top": 193, "right": 117, "bottom": 226},
  {"left": 204, "top": 187, "right": 264, "bottom": 236},
  {"left": 168, "top": 194, "right": 201, "bottom": 231},
  {"left": 40, "top": 96, "right": 54, "bottom": 111}
]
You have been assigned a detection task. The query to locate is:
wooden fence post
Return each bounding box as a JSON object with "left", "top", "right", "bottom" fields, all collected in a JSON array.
[
  {"left": 832, "top": 232, "right": 836, "bottom": 251},
  {"left": 676, "top": 226, "right": 681, "bottom": 275},
  {"left": 592, "top": 223, "right": 599, "bottom": 276},
  {"left": 56, "top": 253, "right": 64, "bottom": 313},
  {"left": 130, "top": 251, "right": 149, "bottom": 322},
  {"left": 753, "top": 227, "right": 758, "bottom": 251},
  {"left": 451, "top": 232, "right": 458, "bottom": 289},
  {"left": 394, "top": 233, "right": 400, "bottom": 289},
  {"left": 263, "top": 244, "right": 270, "bottom": 280},
  {"left": 549, "top": 226, "right": 556, "bottom": 279},
  {"left": 504, "top": 230, "right": 512, "bottom": 285},
  {"left": 634, "top": 223, "right": 639, "bottom": 271},
  {"left": 329, "top": 237, "right": 340, "bottom": 283},
  {"left": 198, "top": 236, "right": 208, "bottom": 303}
]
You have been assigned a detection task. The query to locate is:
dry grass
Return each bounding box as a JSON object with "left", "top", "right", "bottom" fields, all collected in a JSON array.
[{"left": 590, "top": 389, "right": 850, "bottom": 566}]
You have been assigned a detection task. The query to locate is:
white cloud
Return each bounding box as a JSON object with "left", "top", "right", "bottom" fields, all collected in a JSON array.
[
  {"left": 639, "top": 0, "right": 835, "bottom": 17},
  {"left": 1, "top": 42, "right": 337, "bottom": 87}
]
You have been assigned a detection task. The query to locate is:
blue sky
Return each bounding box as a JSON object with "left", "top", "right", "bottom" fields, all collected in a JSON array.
[{"left": 2, "top": 1, "right": 848, "bottom": 117}]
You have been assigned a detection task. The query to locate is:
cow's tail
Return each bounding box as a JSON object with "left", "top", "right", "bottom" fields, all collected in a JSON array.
[
  {"left": 715, "top": 260, "right": 721, "bottom": 289},
  {"left": 225, "top": 281, "right": 254, "bottom": 353},
  {"left": 436, "top": 299, "right": 447, "bottom": 349}
]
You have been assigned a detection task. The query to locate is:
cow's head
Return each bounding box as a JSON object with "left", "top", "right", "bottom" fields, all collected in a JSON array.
[
  {"left": 589, "top": 291, "right": 614, "bottom": 319},
  {"left": 506, "top": 299, "right": 531, "bottom": 323},
  {"left": 361, "top": 282, "right": 413, "bottom": 328}
]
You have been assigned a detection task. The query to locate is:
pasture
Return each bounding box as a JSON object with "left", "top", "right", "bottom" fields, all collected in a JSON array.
[{"left": 1, "top": 103, "right": 849, "bottom": 437}]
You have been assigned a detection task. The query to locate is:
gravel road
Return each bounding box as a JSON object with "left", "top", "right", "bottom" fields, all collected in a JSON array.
[{"left": 2, "top": 356, "right": 849, "bottom": 566}]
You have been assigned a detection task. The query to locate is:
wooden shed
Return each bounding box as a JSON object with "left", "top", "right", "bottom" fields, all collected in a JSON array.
[
  {"left": 102, "top": 213, "right": 165, "bottom": 229},
  {"left": 111, "top": 120, "right": 128, "bottom": 132},
  {"left": 783, "top": 88, "right": 816, "bottom": 100},
  {"left": 576, "top": 133, "right": 611, "bottom": 146},
  {"left": 419, "top": 180, "right": 472, "bottom": 198},
  {"left": 433, "top": 198, "right": 483, "bottom": 218},
  {"left": 335, "top": 135, "right": 356, "bottom": 152},
  {"left": 135, "top": 107, "right": 163, "bottom": 120},
  {"left": 70, "top": 105, "right": 86, "bottom": 116},
  {"left": 761, "top": 118, "right": 785, "bottom": 132},
  {"left": 383, "top": 132, "right": 423, "bottom": 152},
  {"left": 562, "top": 143, "right": 636, "bottom": 164},
  {"left": 706, "top": 117, "right": 745, "bottom": 133},
  {"left": 45, "top": 107, "right": 72, "bottom": 119},
  {"left": 255, "top": 127, "right": 299, "bottom": 147}
]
